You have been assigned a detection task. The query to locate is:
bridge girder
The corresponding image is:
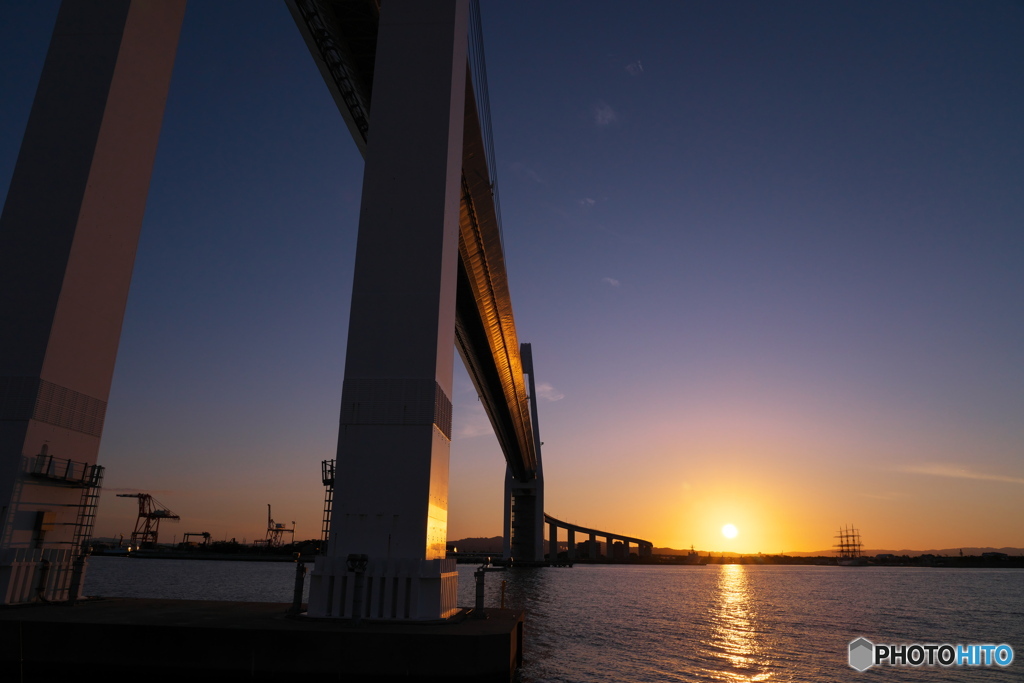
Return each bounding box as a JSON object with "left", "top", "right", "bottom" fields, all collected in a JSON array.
[{"left": 544, "top": 514, "right": 654, "bottom": 550}]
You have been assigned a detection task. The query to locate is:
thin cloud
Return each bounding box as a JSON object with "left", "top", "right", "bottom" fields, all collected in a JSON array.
[
  {"left": 579, "top": 197, "right": 596, "bottom": 208},
  {"left": 454, "top": 404, "right": 494, "bottom": 439},
  {"left": 510, "top": 161, "right": 544, "bottom": 184},
  {"left": 593, "top": 101, "right": 617, "bottom": 126},
  {"left": 535, "top": 382, "right": 564, "bottom": 401},
  {"left": 602, "top": 276, "right": 621, "bottom": 288},
  {"left": 858, "top": 492, "right": 900, "bottom": 501},
  {"left": 625, "top": 60, "right": 644, "bottom": 77},
  {"left": 901, "top": 463, "right": 1024, "bottom": 486}
]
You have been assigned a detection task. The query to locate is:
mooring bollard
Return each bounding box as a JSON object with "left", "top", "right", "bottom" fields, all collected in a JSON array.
[
  {"left": 472, "top": 557, "right": 490, "bottom": 619},
  {"left": 67, "top": 541, "right": 88, "bottom": 605},
  {"left": 289, "top": 553, "right": 306, "bottom": 615}
]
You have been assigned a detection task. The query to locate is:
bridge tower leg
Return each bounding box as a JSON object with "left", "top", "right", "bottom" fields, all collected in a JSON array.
[
  {"left": 0, "top": 0, "right": 185, "bottom": 604},
  {"left": 502, "top": 343, "right": 545, "bottom": 563},
  {"left": 307, "top": 0, "right": 469, "bottom": 621}
]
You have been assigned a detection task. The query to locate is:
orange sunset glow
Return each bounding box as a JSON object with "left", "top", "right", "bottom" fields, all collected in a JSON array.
[{"left": 1, "top": 2, "right": 1019, "bottom": 558}]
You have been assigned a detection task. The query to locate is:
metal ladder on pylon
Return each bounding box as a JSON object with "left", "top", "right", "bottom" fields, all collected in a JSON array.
[
  {"left": 320, "top": 460, "right": 335, "bottom": 547},
  {"left": 72, "top": 465, "right": 104, "bottom": 557}
]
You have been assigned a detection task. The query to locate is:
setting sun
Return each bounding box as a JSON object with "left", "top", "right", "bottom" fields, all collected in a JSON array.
[{"left": 722, "top": 524, "right": 738, "bottom": 539}]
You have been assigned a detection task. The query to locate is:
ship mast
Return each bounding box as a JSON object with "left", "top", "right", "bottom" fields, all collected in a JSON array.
[{"left": 834, "top": 524, "right": 863, "bottom": 559}]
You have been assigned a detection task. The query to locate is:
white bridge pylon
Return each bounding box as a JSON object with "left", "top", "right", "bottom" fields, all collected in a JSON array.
[
  {"left": 300, "top": 0, "right": 470, "bottom": 620},
  {"left": 290, "top": 0, "right": 551, "bottom": 620}
]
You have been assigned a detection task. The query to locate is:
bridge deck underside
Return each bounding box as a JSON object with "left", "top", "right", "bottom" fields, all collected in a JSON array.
[{"left": 288, "top": 0, "right": 537, "bottom": 480}]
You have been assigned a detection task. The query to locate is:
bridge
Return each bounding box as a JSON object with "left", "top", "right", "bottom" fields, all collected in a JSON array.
[
  {"left": 545, "top": 514, "right": 654, "bottom": 562},
  {"left": 0, "top": 0, "right": 652, "bottom": 618}
]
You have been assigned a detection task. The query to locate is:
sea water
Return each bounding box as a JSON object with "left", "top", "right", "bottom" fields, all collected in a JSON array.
[{"left": 85, "top": 558, "right": 1022, "bottom": 681}]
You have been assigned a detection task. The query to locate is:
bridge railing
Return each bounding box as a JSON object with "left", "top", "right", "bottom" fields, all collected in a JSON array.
[{"left": 467, "top": 0, "right": 503, "bottom": 243}]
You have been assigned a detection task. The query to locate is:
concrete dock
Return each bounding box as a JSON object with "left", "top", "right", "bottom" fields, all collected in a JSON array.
[{"left": 0, "top": 598, "right": 524, "bottom": 682}]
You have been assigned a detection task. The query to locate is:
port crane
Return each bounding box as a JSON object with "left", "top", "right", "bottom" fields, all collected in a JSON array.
[
  {"left": 116, "top": 493, "right": 180, "bottom": 548},
  {"left": 262, "top": 504, "right": 295, "bottom": 548},
  {"left": 182, "top": 531, "right": 211, "bottom": 546}
]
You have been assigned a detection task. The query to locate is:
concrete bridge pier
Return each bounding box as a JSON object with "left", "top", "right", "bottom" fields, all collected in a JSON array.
[
  {"left": 307, "top": 0, "right": 469, "bottom": 621},
  {"left": 503, "top": 344, "right": 545, "bottom": 563},
  {"left": 504, "top": 470, "right": 543, "bottom": 562}
]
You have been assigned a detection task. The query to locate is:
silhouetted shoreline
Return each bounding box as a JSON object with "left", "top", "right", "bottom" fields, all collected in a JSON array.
[{"left": 647, "top": 553, "right": 1024, "bottom": 568}]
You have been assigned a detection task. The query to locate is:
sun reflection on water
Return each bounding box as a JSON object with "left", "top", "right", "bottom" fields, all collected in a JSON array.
[{"left": 710, "top": 564, "right": 772, "bottom": 681}]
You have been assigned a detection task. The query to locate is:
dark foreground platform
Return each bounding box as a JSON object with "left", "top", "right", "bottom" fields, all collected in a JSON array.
[{"left": 0, "top": 599, "right": 524, "bottom": 682}]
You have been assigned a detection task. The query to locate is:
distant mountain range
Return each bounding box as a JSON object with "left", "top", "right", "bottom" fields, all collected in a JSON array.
[
  {"left": 448, "top": 536, "right": 504, "bottom": 553},
  {"left": 451, "top": 539, "right": 1024, "bottom": 558},
  {"left": 654, "top": 546, "right": 1024, "bottom": 558}
]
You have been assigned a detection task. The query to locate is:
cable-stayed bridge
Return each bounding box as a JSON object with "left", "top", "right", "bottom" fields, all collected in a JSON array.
[{"left": 0, "top": 0, "right": 651, "bottom": 622}]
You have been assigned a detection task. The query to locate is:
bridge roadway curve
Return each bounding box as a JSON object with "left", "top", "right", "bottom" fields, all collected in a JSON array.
[
  {"left": 287, "top": 0, "right": 537, "bottom": 481},
  {"left": 545, "top": 514, "right": 654, "bottom": 561}
]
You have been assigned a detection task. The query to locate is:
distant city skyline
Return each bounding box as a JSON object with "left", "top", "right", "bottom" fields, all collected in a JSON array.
[{"left": 2, "top": 1, "right": 1022, "bottom": 553}]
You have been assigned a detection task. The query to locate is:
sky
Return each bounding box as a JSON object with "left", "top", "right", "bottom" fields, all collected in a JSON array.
[{"left": 1, "top": 1, "right": 1022, "bottom": 554}]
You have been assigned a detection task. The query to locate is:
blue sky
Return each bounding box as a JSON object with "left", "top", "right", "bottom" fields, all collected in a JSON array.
[{"left": 2, "top": 1, "right": 1022, "bottom": 551}]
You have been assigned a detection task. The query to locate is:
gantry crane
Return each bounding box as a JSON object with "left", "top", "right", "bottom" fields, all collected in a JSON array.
[
  {"left": 263, "top": 504, "right": 295, "bottom": 547},
  {"left": 116, "top": 493, "right": 180, "bottom": 548},
  {"left": 182, "top": 531, "right": 211, "bottom": 546}
]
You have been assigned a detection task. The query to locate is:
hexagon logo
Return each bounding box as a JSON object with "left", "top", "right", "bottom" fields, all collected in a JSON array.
[{"left": 849, "top": 637, "right": 874, "bottom": 671}]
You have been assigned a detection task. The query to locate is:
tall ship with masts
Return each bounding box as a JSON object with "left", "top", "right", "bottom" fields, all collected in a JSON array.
[{"left": 835, "top": 525, "right": 868, "bottom": 566}]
